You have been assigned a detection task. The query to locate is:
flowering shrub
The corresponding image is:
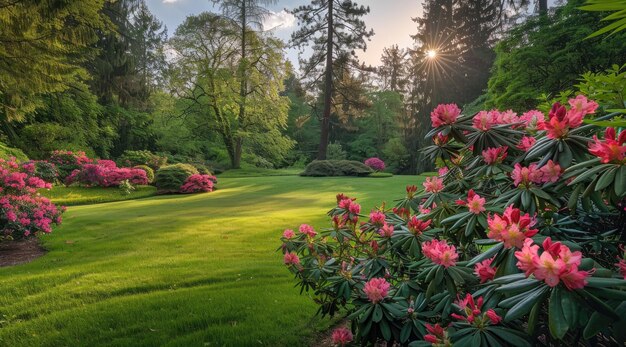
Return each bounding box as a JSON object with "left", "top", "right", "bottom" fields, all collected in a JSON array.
[
  {"left": 65, "top": 164, "right": 148, "bottom": 187},
  {"left": 48, "top": 150, "right": 92, "bottom": 180},
  {"left": 280, "top": 96, "right": 626, "bottom": 346},
  {"left": 180, "top": 174, "right": 217, "bottom": 194},
  {"left": 28, "top": 160, "right": 58, "bottom": 183},
  {"left": 0, "top": 158, "right": 64, "bottom": 240},
  {"left": 364, "top": 157, "right": 386, "bottom": 172}
]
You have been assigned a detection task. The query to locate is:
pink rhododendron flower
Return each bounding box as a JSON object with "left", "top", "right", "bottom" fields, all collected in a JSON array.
[
  {"left": 422, "top": 239, "right": 458, "bottom": 267},
  {"left": 430, "top": 103, "right": 461, "bottom": 127},
  {"left": 438, "top": 167, "right": 449, "bottom": 177},
  {"left": 407, "top": 216, "right": 432, "bottom": 235},
  {"left": 338, "top": 198, "right": 352, "bottom": 210},
  {"left": 519, "top": 110, "right": 544, "bottom": 130},
  {"left": 331, "top": 327, "right": 353, "bottom": 346},
  {"left": 456, "top": 189, "right": 486, "bottom": 214},
  {"left": 588, "top": 127, "right": 626, "bottom": 164},
  {"left": 283, "top": 229, "right": 295, "bottom": 239},
  {"left": 486, "top": 309, "right": 502, "bottom": 324},
  {"left": 482, "top": 147, "right": 508, "bottom": 165},
  {"left": 511, "top": 163, "right": 544, "bottom": 187},
  {"left": 568, "top": 95, "right": 598, "bottom": 119},
  {"left": 299, "top": 224, "right": 317, "bottom": 238},
  {"left": 473, "top": 110, "right": 499, "bottom": 131},
  {"left": 369, "top": 210, "right": 386, "bottom": 227},
  {"left": 378, "top": 223, "right": 394, "bottom": 238},
  {"left": 423, "top": 177, "right": 444, "bottom": 194},
  {"left": 474, "top": 257, "right": 496, "bottom": 283},
  {"left": 364, "top": 157, "right": 385, "bottom": 171},
  {"left": 515, "top": 237, "right": 591, "bottom": 289},
  {"left": 539, "top": 160, "right": 562, "bottom": 183},
  {"left": 538, "top": 100, "right": 595, "bottom": 139},
  {"left": 517, "top": 136, "right": 537, "bottom": 151},
  {"left": 487, "top": 206, "right": 538, "bottom": 249},
  {"left": 363, "top": 277, "right": 390, "bottom": 303},
  {"left": 283, "top": 252, "right": 300, "bottom": 265},
  {"left": 393, "top": 207, "right": 410, "bottom": 220},
  {"left": 180, "top": 174, "right": 216, "bottom": 193},
  {"left": 348, "top": 202, "right": 361, "bottom": 215},
  {"left": 406, "top": 185, "right": 418, "bottom": 199},
  {"left": 424, "top": 324, "right": 450, "bottom": 346}
]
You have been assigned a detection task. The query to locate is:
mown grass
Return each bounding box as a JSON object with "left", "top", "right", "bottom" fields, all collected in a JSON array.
[
  {"left": 1, "top": 175, "right": 427, "bottom": 346},
  {"left": 217, "top": 167, "right": 302, "bottom": 178},
  {"left": 39, "top": 186, "right": 157, "bottom": 206}
]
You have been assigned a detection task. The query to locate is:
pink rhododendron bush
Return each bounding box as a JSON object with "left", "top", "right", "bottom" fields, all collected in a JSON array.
[
  {"left": 280, "top": 96, "right": 626, "bottom": 346},
  {"left": 364, "top": 157, "right": 386, "bottom": 172},
  {"left": 48, "top": 150, "right": 93, "bottom": 180},
  {"left": 65, "top": 161, "right": 149, "bottom": 187},
  {"left": 180, "top": 174, "right": 217, "bottom": 194},
  {"left": 0, "top": 158, "right": 64, "bottom": 240}
]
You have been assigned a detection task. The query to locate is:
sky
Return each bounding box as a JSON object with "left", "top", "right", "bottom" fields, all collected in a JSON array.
[{"left": 145, "top": 0, "right": 424, "bottom": 68}]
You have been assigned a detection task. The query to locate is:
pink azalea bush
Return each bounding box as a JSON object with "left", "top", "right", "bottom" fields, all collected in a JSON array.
[
  {"left": 48, "top": 150, "right": 93, "bottom": 180},
  {"left": 65, "top": 164, "right": 149, "bottom": 187},
  {"left": 0, "top": 158, "right": 64, "bottom": 240},
  {"left": 364, "top": 157, "right": 385, "bottom": 172},
  {"left": 179, "top": 174, "right": 217, "bottom": 193},
  {"left": 280, "top": 96, "right": 626, "bottom": 346}
]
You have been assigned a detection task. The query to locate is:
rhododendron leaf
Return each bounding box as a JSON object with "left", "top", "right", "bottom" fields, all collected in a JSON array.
[
  {"left": 615, "top": 166, "right": 626, "bottom": 196},
  {"left": 400, "top": 323, "right": 412, "bottom": 343},
  {"left": 549, "top": 287, "right": 569, "bottom": 339},
  {"left": 568, "top": 184, "right": 583, "bottom": 210},
  {"left": 504, "top": 285, "right": 549, "bottom": 322},
  {"left": 447, "top": 266, "right": 465, "bottom": 285},
  {"left": 464, "top": 216, "right": 477, "bottom": 237},
  {"left": 586, "top": 277, "right": 626, "bottom": 288},
  {"left": 527, "top": 300, "right": 541, "bottom": 336},
  {"left": 557, "top": 143, "right": 573, "bottom": 168},
  {"left": 583, "top": 310, "right": 611, "bottom": 339},
  {"left": 372, "top": 304, "right": 383, "bottom": 323},
  {"left": 595, "top": 167, "right": 617, "bottom": 191},
  {"left": 485, "top": 327, "right": 532, "bottom": 347},
  {"left": 379, "top": 317, "right": 391, "bottom": 341},
  {"left": 492, "top": 273, "right": 526, "bottom": 284},
  {"left": 579, "top": 290, "right": 619, "bottom": 320},
  {"left": 560, "top": 290, "right": 578, "bottom": 327},
  {"left": 589, "top": 191, "right": 609, "bottom": 212},
  {"left": 521, "top": 190, "right": 532, "bottom": 210},
  {"left": 496, "top": 278, "right": 541, "bottom": 293},
  {"left": 500, "top": 285, "right": 542, "bottom": 308},
  {"left": 569, "top": 165, "right": 609, "bottom": 185}
]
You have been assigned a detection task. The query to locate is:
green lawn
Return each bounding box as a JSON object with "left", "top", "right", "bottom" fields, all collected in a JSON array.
[
  {"left": 40, "top": 185, "right": 157, "bottom": 206},
  {"left": 1, "top": 175, "right": 426, "bottom": 346}
]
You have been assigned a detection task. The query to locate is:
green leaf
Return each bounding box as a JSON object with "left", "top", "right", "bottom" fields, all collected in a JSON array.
[
  {"left": 486, "top": 326, "right": 532, "bottom": 347},
  {"left": 400, "top": 323, "right": 412, "bottom": 343},
  {"left": 372, "top": 304, "right": 383, "bottom": 323},
  {"left": 504, "top": 285, "right": 549, "bottom": 322},
  {"left": 616, "top": 165, "right": 626, "bottom": 196},
  {"left": 586, "top": 277, "right": 626, "bottom": 288},
  {"left": 549, "top": 287, "right": 569, "bottom": 339},
  {"left": 595, "top": 167, "right": 617, "bottom": 191},
  {"left": 380, "top": 317, "right": 391, "bottom": 341},
  {"left": 496, "top": 278, "right": 541, "bottom": 293}
]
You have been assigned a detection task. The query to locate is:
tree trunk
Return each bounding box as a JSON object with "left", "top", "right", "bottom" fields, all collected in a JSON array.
[
  {"left": 317, "top": 0, "right": 334, "bottom": 160},
  {"left": 538, "top": 0, "right": 547, "bottom": 13},
  {"left": 237, "top": 2, "right": 247, "bottom": 167}
]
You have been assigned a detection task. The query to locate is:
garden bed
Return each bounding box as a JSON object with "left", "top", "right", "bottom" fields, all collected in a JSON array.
[{"left": 0, "top": 238, "right": 46, "bottom": 267}]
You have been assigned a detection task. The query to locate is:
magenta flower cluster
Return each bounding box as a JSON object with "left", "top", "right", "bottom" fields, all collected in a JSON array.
[
  {"left": 0, "top": 157, "right": 64, "bottom": 240},
  {"left": 65, "top": 162, "right": 149, "bottom": 187},
  {"left": 364, "top": 157, "right": 385, "bottom": 171},
  {"left": 180, "top": 174, "right": 217, "bottom": 194}
]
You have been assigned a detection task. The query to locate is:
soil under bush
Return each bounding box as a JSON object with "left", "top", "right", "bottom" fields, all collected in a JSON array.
[{"left": 0, "top": 238, "right": 46, "bottom": 267}]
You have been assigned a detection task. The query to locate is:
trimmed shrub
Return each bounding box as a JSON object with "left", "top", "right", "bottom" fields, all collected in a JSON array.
[
  {"left": 118, "top": 150, "right": 167, "bottom": 170},
  {"left": 133, "top": 165, "right": 155, "bottom": 183},
  {"left": 300, "top": 160, "right": 373, "bottom": 177},
  {"left": 368, "top": 172, "right": 393, "bottom": 178},
  {"left": 364, "top": 157, "right": 386, "bottom": 171},
  {"left": 154, "top": 164, "right": 198, "bottom": 193},
  {"left": 180, "top": 174, "right": 217, "bottom": 193},
  {"left": 0, "top": 142, "right": 28, "bottom": 162}
]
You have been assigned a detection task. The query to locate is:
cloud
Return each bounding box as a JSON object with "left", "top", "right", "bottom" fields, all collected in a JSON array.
[{"left": 262, "top": 10, "right": 296, "bottom": 31}]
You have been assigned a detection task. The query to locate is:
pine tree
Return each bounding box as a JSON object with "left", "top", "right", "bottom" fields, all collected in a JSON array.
[
  {"left": 378, "top": 45, "right": 409, "bottom": 94},
  {"left": 290, "top": 0, "right": 374, "bottom": 160}
]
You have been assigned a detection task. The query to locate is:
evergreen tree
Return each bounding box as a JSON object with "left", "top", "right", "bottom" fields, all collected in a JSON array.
[
  {"left": 290, "top": 0, "right": 374, "bottom": 160},
  {"left": 378, "top": 45, "right": 409, "bottom": 94}
]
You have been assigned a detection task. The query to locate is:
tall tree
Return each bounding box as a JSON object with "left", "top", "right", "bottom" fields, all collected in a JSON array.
[
  {"left": 378, "top": 45, "right": 408, "bottom": 93},
  {"left": 290, "top": 0, "right": 374, "bottom": 160},
  {"left": 0, "top": 0, "right": 106, "bottom": 139},
  {"left": 212, "top": 0, "right": 277, "bottom": 165},
  {"left": 169, "top": 12, "right": 292, "bottom": 168}
]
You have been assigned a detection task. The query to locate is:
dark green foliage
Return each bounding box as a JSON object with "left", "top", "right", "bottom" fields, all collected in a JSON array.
[
  {"left": 300, "top": 160, "right": 373, "bottom": 177},
  {"left": 33, "top": 161, "right": 59, "bottom": 183},
  {"left": 0, "top": 142, "right": 28, "bottom": 162},
  {"left": 486, "top": 0, "right": 626, "bottom": 110},
  {"left": 118, "top": 150, "right": 167, "bottom": 170},
  {"left": 154, "top": 164, "right": 198, "bottom": 193},
  {"left": 133, "top": 165, "right": 154, "bottom": 183}
]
